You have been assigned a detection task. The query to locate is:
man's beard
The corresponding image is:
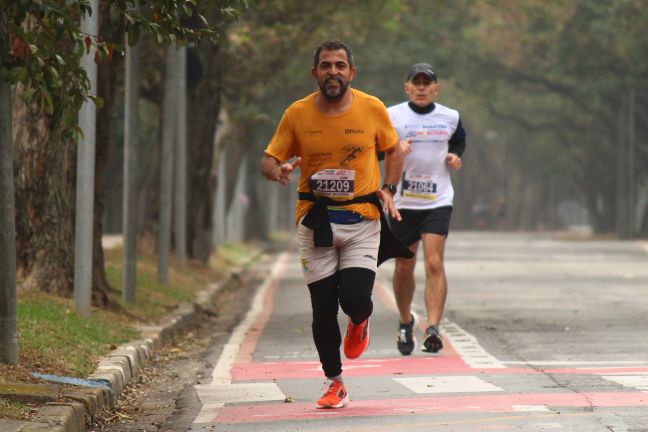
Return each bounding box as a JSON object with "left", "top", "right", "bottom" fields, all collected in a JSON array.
[{"left": 319, "top": 77, "right": 349, "bottom": 100}]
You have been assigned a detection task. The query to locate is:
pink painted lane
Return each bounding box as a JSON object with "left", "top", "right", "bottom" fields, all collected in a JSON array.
[
  {"left": 231, "top": 355, "right": 470, "bottom": 381},
  {"left": 213, "top": 391, "right": 648, "bottom": 424},
  {"left": 231, "top": 355, "right": 648, "bottom": 381}
]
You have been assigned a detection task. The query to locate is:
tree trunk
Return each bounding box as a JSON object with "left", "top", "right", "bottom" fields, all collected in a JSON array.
[
  {"left": 186, "top": 46, "right": 221, "bottom": 262},
  {"left": 13, "top": 91, "right": 76, "bottom": 296},
  {"left": 222, "top": 121, "right": 251, "bottom": 213},
  {"left": 245, "top": 148, "right": 269, "bottom": 241},
  {"left": 1, "top": 55, "right": 18, "bottom": 365},
  {"left": 91, "top": 36, "right": 124, "bottom": 305}
]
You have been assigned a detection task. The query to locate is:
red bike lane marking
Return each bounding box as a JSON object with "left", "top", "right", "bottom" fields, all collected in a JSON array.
[
  {"left": 235, "top": 276, "right": 278, "bottom": 365},
  {"left": 232, "top": 355, "right": 468, "bottom": 380},
  {"left": 213, "top": 391, "right": 648, "bottom": 424},
  {"left": 235, "top": 253, "right": 290, "bottom": 365},
  {"left": 231, "top": 356, "right": 648, "bottom": 381}
]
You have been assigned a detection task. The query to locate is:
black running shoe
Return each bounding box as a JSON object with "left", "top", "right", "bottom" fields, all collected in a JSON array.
[
  {"left": 422, "top": 325, "right": 443, "bottom": 353},
  {"left": 396, "top": 312, "right": 417, "bottom": 355}
]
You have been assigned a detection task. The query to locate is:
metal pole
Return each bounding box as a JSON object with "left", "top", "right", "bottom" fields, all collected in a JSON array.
[
  {"left": 157, "top": 44, "right": 177, "bottom": 284},
  {"left": 174, "top": 46, "right": 187, "bottom": 267},
  {"left": 74, "top": 0, "right": 99, "bottom": 317},
  {"left": 267, "top": 178, "right": 279, "bottom": 235},
  {"left": 212, "top": 152, "right": 226, "bottom": 248},
  {"left": 615, "top": 98, "right": 626, "bottom": 239},
  {"left": 122, "top": 27, "right": 140, "bottom": 303},
  {"left": 627, "top": 87, "right": 635, "bottom": 236},
  {"left": 0, "top": 46, "right": 18, "bottom": 364}
]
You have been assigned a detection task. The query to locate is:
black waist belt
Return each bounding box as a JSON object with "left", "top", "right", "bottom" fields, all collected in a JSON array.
[{"left": 299, "top": 191, "right": 414, "bottom": 266}]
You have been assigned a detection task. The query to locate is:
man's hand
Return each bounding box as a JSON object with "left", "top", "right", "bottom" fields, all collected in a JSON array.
[
  {"left": 447, "top": 153, "right": 462, "bottom": 171},
  {"left": 261, "top": 156, "right": 301, "bottom": 185},
  {"left": 400, "top": 137, "right": 413, "bottom": 155},
  {"left": 377, "top": 188, "right": 401, "bottom": 221},
  {"left": 276, "top": 157, "right": 302, "bottom": 185}
]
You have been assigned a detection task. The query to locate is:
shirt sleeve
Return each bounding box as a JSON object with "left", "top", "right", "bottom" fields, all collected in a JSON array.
[
  {"left": 374, "top": 103, "right": 398, "bottom": 152},
  {"left": 264, "top": 109, "right": 298, "bottom": 162},
  {"left": 448, "top": 118, "right": 467, "bottom": 157}
]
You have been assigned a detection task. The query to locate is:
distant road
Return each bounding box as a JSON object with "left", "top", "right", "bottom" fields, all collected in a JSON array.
[{"left": 101, "top": 234, "right": 122, "bottom": 249}]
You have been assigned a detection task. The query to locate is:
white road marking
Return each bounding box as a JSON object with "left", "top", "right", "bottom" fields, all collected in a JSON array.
[
  {"left": 504, "top": 360, "right": 647, "bottom": 366},
  {"left": 305, "top": 364, "right": 379, "bottom": 371},
  {"left": 513, "top": 404, "right": 551, "bottom": 412},
  {"left": 640, "top": 242, "right": 648, "bottom": 254},
  {"left": 264, "top": 348, "right": 397, "bottom": 360},
  {"left": 394, "top": 375, "right": 503, "bottom": 394},
  {"left": 196, "top": 382, "right": 286, "bottom": 405},
  {"left": 264, "top": 354, "right": 317, "bottom": 359},
  {"left": 441, "top": 319, "right": 506, "bottom": 369},
  {"left": 193, "top": 253, "right": 291, "bottom": 424},
  {"left": 601, "top": 375, "right": 648, "bottom": 391}
]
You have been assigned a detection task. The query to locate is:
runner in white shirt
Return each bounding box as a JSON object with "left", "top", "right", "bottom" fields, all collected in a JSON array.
[{"left": 386, "top": 63, "right": 467, "bottom": 355}]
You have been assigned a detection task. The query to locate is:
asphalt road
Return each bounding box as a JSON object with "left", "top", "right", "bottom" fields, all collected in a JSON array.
[{"left": 191, "top": 231, "right": 648, "bottom": 432}]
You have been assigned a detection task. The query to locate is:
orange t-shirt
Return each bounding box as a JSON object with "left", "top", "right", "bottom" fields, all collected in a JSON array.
[{"left": 265, "top": 88, "right": 398, "bottom": 224}]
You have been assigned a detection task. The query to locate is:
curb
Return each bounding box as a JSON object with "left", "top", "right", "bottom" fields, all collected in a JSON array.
[{"left": 0, "top": 260, "right": 252, "bottom": 432}]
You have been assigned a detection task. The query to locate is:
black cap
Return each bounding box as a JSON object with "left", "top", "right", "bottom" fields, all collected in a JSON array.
[{"left": 407, "top": 63, "right": 437, "bottom": 81}]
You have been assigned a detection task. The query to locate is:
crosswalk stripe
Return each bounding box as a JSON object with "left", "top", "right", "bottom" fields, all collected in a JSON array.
[
  {"left": 394, "top": 375, "right": 503, "bottom": 394},
  {"left": 601, "top": 374, "right": 648, "bottom": 391},
  {"left": 441, "top": 319, "right": 506, "bottom": 369}
]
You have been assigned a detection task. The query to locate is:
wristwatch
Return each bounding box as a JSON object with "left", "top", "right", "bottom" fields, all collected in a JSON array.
[{"left": 382, "top": 183, "right": 397, "bottom": 196}]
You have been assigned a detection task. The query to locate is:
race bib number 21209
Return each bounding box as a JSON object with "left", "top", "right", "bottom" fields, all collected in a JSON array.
[{"left": 308, "top": 169, "right": 355, "bottom": 199}]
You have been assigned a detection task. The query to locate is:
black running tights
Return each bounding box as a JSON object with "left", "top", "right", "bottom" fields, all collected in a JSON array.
[{"left": 307, "top": 267, "right": 376, "bottom": 378}]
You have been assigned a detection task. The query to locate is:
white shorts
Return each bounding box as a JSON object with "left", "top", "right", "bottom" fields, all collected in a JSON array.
[{"left": 297, "top": 218, "right": 380, "bottom": 285}]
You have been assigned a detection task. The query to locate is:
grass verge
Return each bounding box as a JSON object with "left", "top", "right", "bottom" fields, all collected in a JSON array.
[
  {"left": 0, "top": 241, "right": 260, "bottom": 420},
  {"left": 0, "top": 398, "right": 31, "bottom": 420}
]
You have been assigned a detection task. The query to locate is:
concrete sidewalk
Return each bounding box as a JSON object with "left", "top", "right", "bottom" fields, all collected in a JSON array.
[{"left": 0, "top": 256, "right": 255, "bottom": 432}]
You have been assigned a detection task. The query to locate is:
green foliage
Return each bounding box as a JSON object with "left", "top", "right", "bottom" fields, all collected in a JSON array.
[{"left": 0, "top": 0, "right": 245, "bottom": 137}]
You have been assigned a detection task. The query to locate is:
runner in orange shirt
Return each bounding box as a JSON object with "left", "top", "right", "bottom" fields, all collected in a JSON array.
[{"left": 261, "top": 40, "right": 409, "bottom": 409}]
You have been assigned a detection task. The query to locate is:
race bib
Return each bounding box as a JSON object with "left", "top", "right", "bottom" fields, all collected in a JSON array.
[
  {"left": 308, "top": 169, "right": 355, "bottom": 199},
  {"left": 401, "top": 172, "right": 437, "bottom": 201}
]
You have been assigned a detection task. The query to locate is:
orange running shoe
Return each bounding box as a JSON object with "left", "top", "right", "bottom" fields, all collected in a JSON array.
[
  {"left": 343, "top": 318, "right": 370, "bottom": 359},
  {"left": 316, "top": 379, "right": 349, "bottom": 409}
]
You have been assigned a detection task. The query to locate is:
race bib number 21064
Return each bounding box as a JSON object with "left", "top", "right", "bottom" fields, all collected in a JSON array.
[{"left": 401, "top": 172, "right": 437, "bottom": 201}]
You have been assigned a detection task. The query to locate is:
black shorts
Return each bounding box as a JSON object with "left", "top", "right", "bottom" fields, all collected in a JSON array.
[{"left": 389, "top": 206, "right": 453, "bottom": 246}]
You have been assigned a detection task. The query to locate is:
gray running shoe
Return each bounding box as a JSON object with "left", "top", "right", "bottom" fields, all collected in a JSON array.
[
  {"left": 396, "top": 312, "right": 417, "bottom": 355},
  {"left": 422, "top": 325, "right": 443, "bottom": 353}
]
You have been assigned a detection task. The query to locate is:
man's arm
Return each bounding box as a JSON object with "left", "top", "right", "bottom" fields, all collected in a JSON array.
[
  {"left": 377, "top": 141, "right": 404, "bottom": 221},
  {"left": 383, "top": 142, "right": 404, "bottom": 185},
  {"left": 448, "top": 119, "right": 466, "bottom": 157},
  {"left": 447, "top": 118, "right": 466, "bottom": 171},
  {"left": 260, "top": 154, "right": 301, "bottom": 186}
]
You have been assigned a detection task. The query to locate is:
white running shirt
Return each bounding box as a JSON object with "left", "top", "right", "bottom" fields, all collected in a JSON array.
[{"left": 387, "top": 102, "right": 460, "bottom": 210}]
